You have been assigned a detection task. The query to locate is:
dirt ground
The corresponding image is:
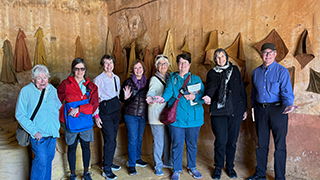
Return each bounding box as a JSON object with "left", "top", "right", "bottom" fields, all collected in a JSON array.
[{"left": 60, "top": 154, "right": 303, "bottom": 180}]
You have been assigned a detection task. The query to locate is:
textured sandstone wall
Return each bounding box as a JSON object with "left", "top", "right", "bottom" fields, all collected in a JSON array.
[
  {"left": 106, "top": 0, "right": 320, "bottom": 178},
  {"left": 0, "top": 0, "right": 320, "bottom": 179}
]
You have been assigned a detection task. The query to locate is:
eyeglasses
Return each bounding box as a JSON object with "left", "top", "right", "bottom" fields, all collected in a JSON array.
[
  {"left": 261, "top": 51, "right": 275, "bottom": 56},
  {"left": 158, "top": 62, "right": 168, "bottom": 66},
  {"left": 35, "top": 76, "right": 48, "bottom": 81},
  {"left": 74, "top": 67, "right": 86, "bottom": 71}
]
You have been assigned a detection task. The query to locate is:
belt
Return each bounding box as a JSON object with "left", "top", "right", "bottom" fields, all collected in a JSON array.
[{"left": 257, "top": 102, "right": 281, "bottom": 108}]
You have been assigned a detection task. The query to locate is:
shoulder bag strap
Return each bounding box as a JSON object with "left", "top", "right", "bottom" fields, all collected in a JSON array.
[
  {"left": 30, "top": 88, "right": 45, "bottom": 121},
  {"left": 114, "top": 77, "right": 118, "bottom": 92},
  {"left": 154, "top": 75, "right": 166, "bottom": 86},
  {"left": 177, "top": 74, "right": 191, "bottom": 99}
]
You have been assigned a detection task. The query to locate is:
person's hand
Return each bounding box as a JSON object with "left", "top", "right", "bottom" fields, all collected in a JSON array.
[
  {"left": 123, "top": 85, "right": 132, "bottom": 100},
  {"left": 283, "top": 105, "right": 299, "bottom": 114},
  {"left": 68, "top": 107, "right": 79, "bottom": 117},
  {"left": 202, "top": 95, "right": 211, "bottom": 105},
  {"left": 154, "top": 96, "right": 165, "bottom": 104},
  {"left": 146, "top": 96, "right": 154, "bottom": 104},
  {"left": 95, "top": 117, "right": 103, "bottom": 128},
  {"left": 184, "top": 91, "right": 195, "bottom": 101},
  {"left": 34, "top": 131, "right": 42, "bottom": 141},
  {"left": 242, "top": 111, "right": 248, "bottom": 120}
]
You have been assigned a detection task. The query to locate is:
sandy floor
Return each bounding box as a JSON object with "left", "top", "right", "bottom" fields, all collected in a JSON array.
[{"left": 60, "top": 153, "right": 303, "bottom": 180}]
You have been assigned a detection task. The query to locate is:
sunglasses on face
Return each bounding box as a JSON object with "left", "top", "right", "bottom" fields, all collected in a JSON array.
[{"left": 74, "top": 67, "right": 86, "bottom": 71}]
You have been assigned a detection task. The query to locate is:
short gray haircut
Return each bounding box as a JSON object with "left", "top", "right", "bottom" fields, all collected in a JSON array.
[
  {"left": 31, "top": 65, "right": 50, "bottom": 79},
  {"left": 154, "top": 54, "right": 170, "bottom": 68}
]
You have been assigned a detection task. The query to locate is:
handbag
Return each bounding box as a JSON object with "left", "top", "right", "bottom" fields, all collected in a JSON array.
[
  {"left": 160, "top": 74, "right": 191, "bottom": 125},
  {"left": 99, "top": 77, "right": 121, "bottom": 115},
  {"left": 211, "top": 90, "right": 234, "bottom": 116},
  {"left": 64, "top": 84, "right": 94, "bottom": 133},
  {"left": 16, "top": 88, "right": 46, "bottom": 147}
]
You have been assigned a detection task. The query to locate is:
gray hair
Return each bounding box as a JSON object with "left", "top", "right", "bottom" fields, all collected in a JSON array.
[
  {"left": 154, "top": 54, "right": 170, "bottom": 68},
  {"left": 31, "top": 65, "right": 50, "bottom": 79}
]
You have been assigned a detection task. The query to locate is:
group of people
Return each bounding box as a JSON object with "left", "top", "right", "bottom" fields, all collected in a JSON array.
[{"left": 15, "top": 42, "right": 297, "bottom": 180}]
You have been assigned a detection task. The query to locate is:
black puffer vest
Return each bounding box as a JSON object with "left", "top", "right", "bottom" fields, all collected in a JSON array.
[{"left": 120, "top": 77, "right": 148, "bottom": 117}]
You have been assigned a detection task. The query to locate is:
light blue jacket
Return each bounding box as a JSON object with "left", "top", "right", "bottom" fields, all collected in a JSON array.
[
  {"left": 162, "top": 72, "right": 205, "bottom": 128},
  {"left": 15, "top": 83, "right": 61, "bottom": 138}
]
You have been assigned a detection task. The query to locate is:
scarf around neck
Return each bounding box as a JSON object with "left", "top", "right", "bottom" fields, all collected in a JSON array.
[
  {"left": 132, "top": 74, "right": 147, "bottom": 90},
  {"left": 213, "top": 61, "right": 233, "bottom": 109},
  {"left": 155, "top": 71, "right": 169, "bottom": 84}
]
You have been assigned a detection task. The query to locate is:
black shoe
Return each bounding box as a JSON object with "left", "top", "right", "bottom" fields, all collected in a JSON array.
[
  {"left": 102, "top": 170, "right": 117, "bottom": 180},
  {"left": 128, "top": 166, "right": 138, "bottom": 175},
  {"left": 226, "top": 168, "right": 237, "bottom": 178},
  {"left": 136, "top": 159, "right": 148, "bottom": 167},
  {"left": 111, "top": 164, "right": 121, "bottom": 171},
  {"left": 246, "top": 173, "right": 267, "bottom": 180},
  {"left": 212, "top": 167, "right": 222, "bottom": 179}
]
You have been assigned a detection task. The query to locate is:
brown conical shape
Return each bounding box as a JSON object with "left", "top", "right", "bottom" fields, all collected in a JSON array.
[
  {"left": 226, "top": 33, "right": 246, "bottom": 67},
  {"left": 163, "top": 29, "right": 177, "bottom": 73},
  {"left": 143, "top": 47, "right": 152, "bottom": 79},
  {"left": 1, "top": 40, "right": 18, "bottom": 84},
  {"left": 127, "top": 41, "right": 136, "bottom": 78},
  {"left": 294, "top": 29, "right": 315, "bottom": 69},
  {"left": 112, "top": 36, "right": 124, "bottom": 74},
  {"left": 75, "top": 36, "right": 84, "bottom": 59},
  {"left": 254, "top": 29, "right": 288, "bottom": 62},
  {"left": 181, "top": 36, "right": 191, "bottom": 55},
  {"left": 34, "top": 27, "right": 47, "bottom": 67},
  {"left": 204, "top": 30, "right": 219, "bottom": 65},
  {"left": 106, "top": 28, "right": 114, "bottom": 56},
  {"left": 307, "top": 68, "right": 320, "bottom": 94},
  {"left": 14, "top": 29, "right": 32, "bottom": 72}
]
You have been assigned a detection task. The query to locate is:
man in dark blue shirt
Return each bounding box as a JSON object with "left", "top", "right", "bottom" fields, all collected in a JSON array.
[{"left": 247, "top": 43, "right": 298, "bottom": 180}]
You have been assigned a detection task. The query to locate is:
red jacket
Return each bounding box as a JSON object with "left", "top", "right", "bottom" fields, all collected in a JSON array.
[{"left": 58, "top": 76, "right": 99, "bottom": 123}]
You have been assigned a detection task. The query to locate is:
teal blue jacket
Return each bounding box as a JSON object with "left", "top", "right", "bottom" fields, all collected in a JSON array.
[
  {"left": 15, "top": 83, "right": 61, "bottom": 138},
  {"left": 162, "top": 72, "right": 205, "bottom": 128}
]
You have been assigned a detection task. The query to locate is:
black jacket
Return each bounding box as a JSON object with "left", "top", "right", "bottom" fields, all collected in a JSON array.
[
  {"left": 120, "top": 77, "right": 148, "bottom": 117},
  {"left": 205, "top": 65, "right": 247, "bottom": 116}
]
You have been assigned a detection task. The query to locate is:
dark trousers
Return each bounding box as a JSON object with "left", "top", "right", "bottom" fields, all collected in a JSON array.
[
  {"left": 100, "top": 110, "right": 120, "bottom": 171},
  {"left": 211, "top": 115, "right": 243, "bottom": 169},
  {"left": 68, "top": 137, "right": 91, "bottom": 171},
  {"left": 255, "top": 105, "right": 288, "bottom": 180}
]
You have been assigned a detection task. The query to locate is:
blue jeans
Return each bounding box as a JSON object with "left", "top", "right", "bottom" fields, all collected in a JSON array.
[
  {"left": 150, "top": 124, "right": 172, "bottom": 169},
  {"left": 30, "top": 137, "right": 57, "bottom": 180},
  {"left": 124, "top": 114, "right": 147, "bottom": 167},
  {"left": 169, "top": 125, "right": 201, "bottom": 172}
]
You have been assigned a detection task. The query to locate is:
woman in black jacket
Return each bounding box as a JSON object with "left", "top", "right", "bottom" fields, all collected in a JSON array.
[
  {"left": 120, "top": 59, "right": 148, "bottom": 176},
  {"left": 202, "top": 48, "right": 247, "bottom": 180}
]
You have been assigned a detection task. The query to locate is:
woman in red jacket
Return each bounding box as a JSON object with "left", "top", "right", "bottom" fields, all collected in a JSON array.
[{"left": 58, "top": 58, "right": 99, "bottom": 180}]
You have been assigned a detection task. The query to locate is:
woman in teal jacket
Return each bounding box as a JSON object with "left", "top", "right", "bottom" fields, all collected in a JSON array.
[{"left": 155, "top": 53, "right": 205, "bottom": 180}]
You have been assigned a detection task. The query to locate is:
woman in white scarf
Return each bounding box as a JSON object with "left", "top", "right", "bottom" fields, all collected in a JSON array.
[{"left": 202, "top": 49, "right": 247, "bottom": 180}]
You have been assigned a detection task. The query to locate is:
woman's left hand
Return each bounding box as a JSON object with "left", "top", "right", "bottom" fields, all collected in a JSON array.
[
  {"left": 242, "top": 111, "right": 248, "bottom": 120},
  {"left": 184, "top": 91, "right": 195, "bottom": 101},
  {"left": 68, "top": 107, "right": 79, "bottom": 117}
]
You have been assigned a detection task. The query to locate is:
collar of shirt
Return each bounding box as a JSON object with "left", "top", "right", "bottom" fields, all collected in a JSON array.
[{"left": 79, "top": 79, "right": 86, "bottom": 95}]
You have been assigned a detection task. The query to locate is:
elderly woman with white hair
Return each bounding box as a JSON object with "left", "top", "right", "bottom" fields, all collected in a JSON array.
[
  {"left": 146, "top": 54, "right": 172, "bottom": 176},
  {"left": 15, "top": 65, "right": 61, "bottom": 180}
]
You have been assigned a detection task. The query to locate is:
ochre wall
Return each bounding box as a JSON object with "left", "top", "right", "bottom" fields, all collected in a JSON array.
[{"left": 0, "top": 0, "right": 320, "bottom": 179}]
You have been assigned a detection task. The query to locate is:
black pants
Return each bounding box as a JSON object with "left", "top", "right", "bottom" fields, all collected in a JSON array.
[
  {"left": 68, "top": 137, "right": 91, "bottom": 171},
  {"left": 100, "top": 110, "right": 120, "bottom": 171},
  {"left": 255, "top": 105, "right": 288, "bottom": 180},
  {"left": 211, "top": 114, "right": 243, "bottom": 169}
]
